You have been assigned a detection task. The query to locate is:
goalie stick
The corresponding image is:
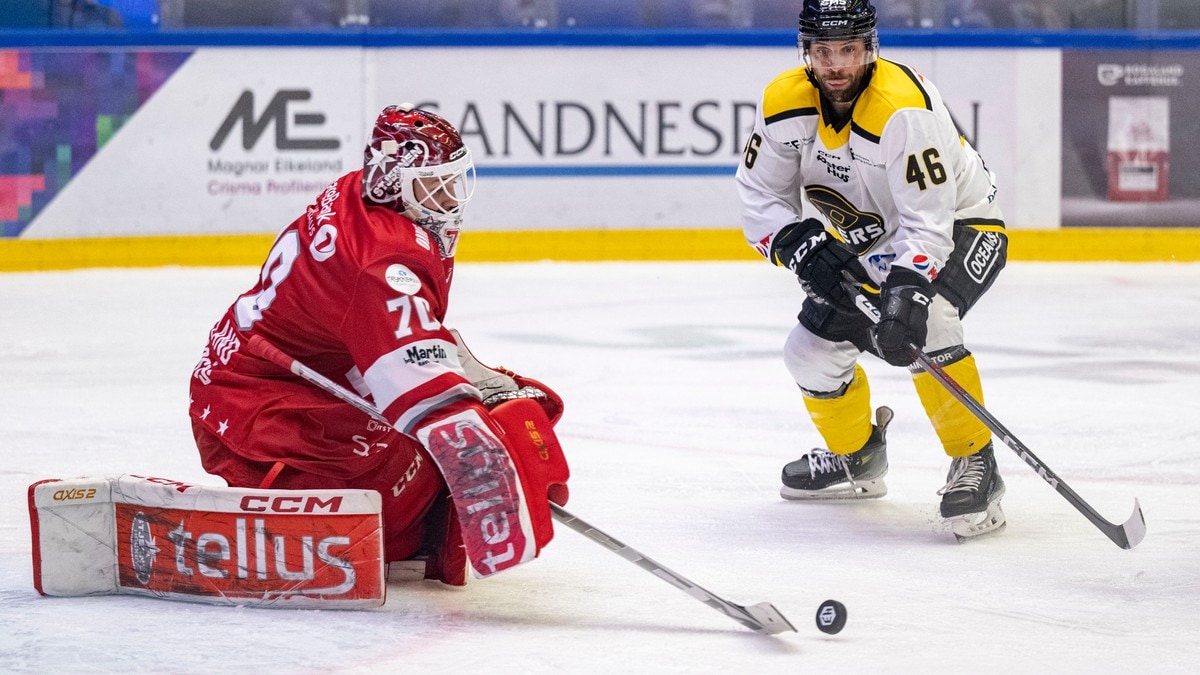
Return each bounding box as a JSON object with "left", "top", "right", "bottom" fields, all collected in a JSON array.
[
  {"left": 244, "top": 335, "right": 797, "bottom": 635},
  {"left": 851, "top": 291, "right": 1146, "bottom": 550},
  {"left": 546, "top": 503, "right": 795, "bottom": 635}
]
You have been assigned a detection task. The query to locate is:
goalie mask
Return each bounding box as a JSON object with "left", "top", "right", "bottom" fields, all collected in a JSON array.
[
  {"left": 363, "top": 104, "right": 476, "bottom": 257},
  {"left": 798, "top": 0, "right": 879, "bottom": 70}
]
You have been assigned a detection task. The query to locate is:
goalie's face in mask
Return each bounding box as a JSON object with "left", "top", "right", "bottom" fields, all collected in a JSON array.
[
  {"left": 362, "top": 104, "right": 476, "bottom": 257},
  {"left": 412, "top": 171, "right": 470, "bottom": 214}
]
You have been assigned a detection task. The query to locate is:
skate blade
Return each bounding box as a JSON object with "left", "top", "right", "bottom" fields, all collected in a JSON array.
[
  {"left": 780, "top": 479, "right": 887, "bottom": 501},
  {"left": 946, "top": 501, "right": 1007, "bottom": 542}
]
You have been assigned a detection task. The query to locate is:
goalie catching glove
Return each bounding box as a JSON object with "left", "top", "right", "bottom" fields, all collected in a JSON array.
[
  {"left": 451, "top": 328, "right": 564, "bottom": 424},
  {"left": 771, "top": 218, "right": 869, "bottom": 315}
]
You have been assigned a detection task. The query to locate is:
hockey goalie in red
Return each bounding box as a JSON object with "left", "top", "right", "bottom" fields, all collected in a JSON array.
[{"left": 189, "top": 104, "right": 570, "bottom": 586}]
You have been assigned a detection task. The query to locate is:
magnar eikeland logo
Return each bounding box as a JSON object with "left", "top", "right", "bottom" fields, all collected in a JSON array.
[
  {"left": 207, "top": 89, "right": 345, "bottom": 199},
  {"left": 211, "top": 89, "right": 339, "bottom": 151}
]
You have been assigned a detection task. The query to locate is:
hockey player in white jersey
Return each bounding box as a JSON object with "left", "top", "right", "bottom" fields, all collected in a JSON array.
[{"left": 736, "top": 0, "right": 1009, "bottom": 540}]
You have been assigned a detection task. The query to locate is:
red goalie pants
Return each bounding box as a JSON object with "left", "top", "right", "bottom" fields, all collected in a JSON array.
[{"left": 192, "top": 421, "right": 446, "bottom": 566}]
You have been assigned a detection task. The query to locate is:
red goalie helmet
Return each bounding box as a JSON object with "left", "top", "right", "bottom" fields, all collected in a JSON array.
[{"left": 362, "top": 104, "right": 476, "bottom": 256}]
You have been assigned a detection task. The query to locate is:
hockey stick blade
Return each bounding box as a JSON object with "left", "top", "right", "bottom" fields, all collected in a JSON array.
[
  {"left": 244, "top": 335, "right": 797, "bottom": 633},
  {"left": 917, "top": 357, "right": 1146, "bottom": 550},
  {"left": 851, "top": 292, "right": 1146, "bottom": 549},
  {"left": 1111, "top": 498, "right": 1146, "bottom": 550},
  {"left": 549, "top": 503, "right": 796, "bottom": 635}
]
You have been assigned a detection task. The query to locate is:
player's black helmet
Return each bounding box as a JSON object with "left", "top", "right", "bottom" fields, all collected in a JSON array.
[
  {"left": 797, "top": 0, "right": 879, "bottom": 68},
  {"left": 799, "top": 0, "right": 878, "bottom": 41}
]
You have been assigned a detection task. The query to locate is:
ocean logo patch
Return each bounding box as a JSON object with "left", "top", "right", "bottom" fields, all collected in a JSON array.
[{"left": 964, "top": 230, "right": 1003, "bottom": 283}]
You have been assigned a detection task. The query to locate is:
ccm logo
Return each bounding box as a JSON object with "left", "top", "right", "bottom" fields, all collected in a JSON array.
[
  {"left": 53, "top": 488, "right": 97, "bottom": 501},
  {"left": 239, "top": 495, "right": 344, "bottom": 513},
  {"left": 131, "top": 475, "right": 196, "bottom": 493}
]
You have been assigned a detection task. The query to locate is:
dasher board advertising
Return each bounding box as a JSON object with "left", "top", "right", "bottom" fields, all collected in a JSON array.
[
  {"left": 6, "top": 45, "right": 1051, "bottom": 239},
  {"left": 1062, "top": 50, "right": 1200, "bottom": 227}
]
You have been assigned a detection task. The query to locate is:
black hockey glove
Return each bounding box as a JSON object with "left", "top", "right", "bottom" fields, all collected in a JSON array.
[
  {"left": 771, "top": 219, "right": 869, "bottom": 314},
  {"left": 870, "top": 267, "right": 934, "bottom": 367}
]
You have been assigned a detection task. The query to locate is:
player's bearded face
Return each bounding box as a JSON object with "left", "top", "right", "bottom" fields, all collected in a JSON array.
[{"left": 807, "top": 39, "right": 873, "bottom": 103}]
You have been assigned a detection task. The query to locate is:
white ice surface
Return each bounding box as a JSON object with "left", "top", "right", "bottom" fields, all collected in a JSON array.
[{"left": 2, "top": 261, "right": 1198, "bottom": 672}]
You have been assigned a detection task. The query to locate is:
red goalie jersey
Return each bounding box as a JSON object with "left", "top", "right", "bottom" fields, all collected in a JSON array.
[
  {"left": 191, "top": 170, "right": 464, "bottom": 474},
  {"left": 189, "top": 171, "right": 467, "bottom": 557},
  {"left": 189, "top": 105, "right": 569, "bottom": 585}
]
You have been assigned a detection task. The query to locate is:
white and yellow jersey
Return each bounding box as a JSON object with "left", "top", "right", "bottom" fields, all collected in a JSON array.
[{"left": 736, "top": 58, "right": 1003, "bottom": 284}]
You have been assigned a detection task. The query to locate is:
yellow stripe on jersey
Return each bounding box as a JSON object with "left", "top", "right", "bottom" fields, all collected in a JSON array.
[
  {"left": 761, "top": 67, "right": 819, "bottom": 124},
  {"left": 818, "top": 116, "right": 850, "bottom": 149},
  {"left": 761, "top": 67, "right": 852, "bottom": 148},
  {"left": 760, "top": 60, "right": 933, "bottom": 150},
  {"left": 851, "top": 59, "right": 933, "bottom": 143}
]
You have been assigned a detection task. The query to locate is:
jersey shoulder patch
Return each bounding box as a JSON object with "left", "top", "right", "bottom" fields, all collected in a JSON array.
[
  {"left": 761, "top": 67, "right": 820, "bottom": 125},
  {"left": 852, "top": 60, "right": 934, "bottom": 143}
]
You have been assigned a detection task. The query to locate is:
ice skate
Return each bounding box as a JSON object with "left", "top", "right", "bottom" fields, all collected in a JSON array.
[
  {"left": 938, "top": 443, "right": 1006, "bottom": 541},
  {"left": 780, "top": 406, "right": 892, "bottom": 500}
]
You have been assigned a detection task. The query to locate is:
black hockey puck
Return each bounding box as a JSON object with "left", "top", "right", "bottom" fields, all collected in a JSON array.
[{"left": 815, "top": 599, "right": 847, "bottom": 634}]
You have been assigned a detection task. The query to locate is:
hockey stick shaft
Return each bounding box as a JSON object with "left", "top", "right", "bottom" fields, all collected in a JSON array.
[
  {"left": 246, "top": 335, "right": 392, "bottom": 425},
  {"left": 244, "top": 335, "right": 796, "bottom": 634},
  {"left": 547, "top": 503, "right": 795, "bottom": 634},
  {"left": 853, "top": 294, "right": 1145, "bottom": 549}
]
